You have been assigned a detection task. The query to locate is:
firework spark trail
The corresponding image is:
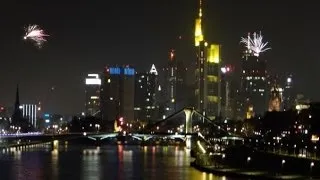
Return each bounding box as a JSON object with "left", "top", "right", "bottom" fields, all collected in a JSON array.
[
  {"left": 240, "top": 32, "right": 271, "bottom": 56},
  {"left": 23, "top": 25, "right": 49, "bottom": 47}
]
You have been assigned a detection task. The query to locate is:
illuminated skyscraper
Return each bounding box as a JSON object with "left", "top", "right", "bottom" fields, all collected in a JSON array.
[
  {"left": 162, "top": 50, "right": 188, "bottom": 116},
  {"left": 85, "top": 74, "right": 101, "bottom": 117},
  {"left": 239, "top": 32, "right": 270, "bottom": 119},
  {"left": 101, "top": 66, "right": 135, "bottom": 130},
  {"left": 240, "top": 48, "right": 267, "bottom": 118},
  {"left": 283, "top": 75, "right": 294, "bottom": 110},
  {"left": 194, "top": 0, "right": 221, "bottom": 120},
  {"left": 134, "top": 64, "right": 158, "bottom": 124},
  {"left": 220, "top": 65, "right": 235, "bottom": 120}
]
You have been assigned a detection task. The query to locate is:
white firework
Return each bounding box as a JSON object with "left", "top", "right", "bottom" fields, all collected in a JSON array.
[
  {"left": 23, "top": 24, "right": 49, "bottom": 47},
  {"left": 240, "top": 32, "right": 271, "bottom": 57}
]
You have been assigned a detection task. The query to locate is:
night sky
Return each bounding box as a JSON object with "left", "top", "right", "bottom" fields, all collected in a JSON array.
[{"left": 0, "top": 1, "right": 318, "bottom": 115}]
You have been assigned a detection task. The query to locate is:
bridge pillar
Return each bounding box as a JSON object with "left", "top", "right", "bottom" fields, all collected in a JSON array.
[
  {"left": 184, "top": 108, "right": 194, "bottom": 149},
  {"left": 186, "top": 135, "right": 192, "bottom": 149},
  {"left": 95, "top": 137, "right": 101, "bottom": 146}
]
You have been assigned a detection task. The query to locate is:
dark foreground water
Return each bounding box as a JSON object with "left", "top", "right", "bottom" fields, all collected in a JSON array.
[{"left": 0, "top": 141, "right": 237, "bottom": 180}]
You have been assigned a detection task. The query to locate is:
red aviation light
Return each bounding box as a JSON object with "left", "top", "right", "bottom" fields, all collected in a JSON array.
[{"left": 170, "top": 49, "right": 175, "bottom": 61}]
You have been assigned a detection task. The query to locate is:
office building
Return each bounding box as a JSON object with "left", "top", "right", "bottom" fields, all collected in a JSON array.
[
  {"left": 283, "top": 75, "right": 294, "bottom": 110},
  {"left": 220, "top": 65, "right": 235, "bottom": 120},
  {"left": 239, "top": 32, "right": 271, "bottom": 119},
  {"left": 134, "top": 64, "right": 158, "bottom": 124},
  {"left": 162, "top": 49, "right": 188, "bottom": 117},
  {"left": 194, "top": 0, "right": 221, "bottom": 120},
  {"left": 240, "top": 51, "right": 267, "bottom": 118},
  {"left": 85, "top": 74, "right": 101, "bottom": 117},
  {"left": 101, "top": 66, "right": 135, "bottom": 129}
]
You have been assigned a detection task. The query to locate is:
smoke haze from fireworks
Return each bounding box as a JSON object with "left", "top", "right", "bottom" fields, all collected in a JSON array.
[
  {"left": 240, "top": 32, "right": 271, "bottom": 57},
  {"left": 23, "top": 25, "right": 49, "bottom": 47}
]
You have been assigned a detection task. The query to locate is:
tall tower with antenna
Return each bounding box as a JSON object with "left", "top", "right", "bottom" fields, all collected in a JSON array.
[{"left": 194, "top": 0, "right": 221, "bottom": 120}]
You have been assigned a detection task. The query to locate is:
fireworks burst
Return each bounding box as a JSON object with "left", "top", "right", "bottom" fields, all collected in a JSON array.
[
  {"left": 23, "top": 25, "right": 49, "bottom": 47},
  {"left": 240, "top": 32, "right": 271, "bottom": 57}
]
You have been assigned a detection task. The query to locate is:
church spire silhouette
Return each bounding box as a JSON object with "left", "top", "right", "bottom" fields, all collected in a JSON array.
[
  {"left": 12, "top": 84, "right": 23, "bottom": 124},
  {"left": 14, "top": 84, "right": 20, "bottom": 110}
]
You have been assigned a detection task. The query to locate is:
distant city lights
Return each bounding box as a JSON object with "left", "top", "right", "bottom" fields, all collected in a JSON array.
[{"left": 221, "top": 66, "right": 231, "bottom": 74}]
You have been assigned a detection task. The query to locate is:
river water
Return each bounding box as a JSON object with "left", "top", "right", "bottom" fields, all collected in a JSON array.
[{"left": 0, "top": 141, "right": 237, "bottom": 180}]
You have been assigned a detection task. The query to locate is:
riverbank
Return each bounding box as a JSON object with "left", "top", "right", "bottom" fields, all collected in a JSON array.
[{"left": 191, "top": 161, "right": 307, "bottom": 179}]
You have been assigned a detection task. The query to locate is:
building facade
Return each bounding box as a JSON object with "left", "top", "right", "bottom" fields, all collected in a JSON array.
[
  {"left": 134, "top": 64, "right": 158, "bottom": 124},
  {"left": 161, "top": 50, "right": 188, "bottom": 117},
  {"left": 220, "top": 66, "right": 235, "bottom": 120},
  {"left": 283, "top": 75, "right": 294, "bottom": 110},
  {"left": 85, "top": 74, "right": 101, "bottom": 117},
  {"left": 21, "top": 104, "right": 37, "bottom": 127},
  {"left": 194, "top": 0, "right": 221, "bottom": 120},
  {"left": 101, "top": 66, "right": 135, "bottom": 129},
  {"left": 240, "top": 51, "right": 267, "bottom": 118},
  {"left": 268, "top": 78, "right": 283, "bottom": 112}
]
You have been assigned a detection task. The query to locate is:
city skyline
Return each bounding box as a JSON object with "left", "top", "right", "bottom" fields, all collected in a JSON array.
[{"left": 0, "top": 1, "right": 317, "bottom": 114}]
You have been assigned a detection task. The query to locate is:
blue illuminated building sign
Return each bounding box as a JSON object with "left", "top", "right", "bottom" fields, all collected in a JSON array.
[
  {"left": 109, "top": 67, "right": 121, "bottom": 75},
  {"left": 124, "top": 68, "right": 135, "bottom": 76},
  {"left": 44, "top": 114, "right": 50, "bottom": 117}
]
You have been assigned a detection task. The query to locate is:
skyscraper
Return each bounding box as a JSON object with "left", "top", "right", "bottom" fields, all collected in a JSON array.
[
  {"left": 283, "top": 75, "right": 294, "bottom": 110},
  {"left": 162, "top": 49, "right": 188, "bottom": 117},
  {"left": 134, "top": 64, "right": 158, "bottom": 124},
  {"left": 220, "top": 65, "right": 235, "bottom": 120},
  {"left": 239, "top": 32, "right": 270, "bottom": 119},
  {"left": 85, "top": 74, "right": 101, "bottom": 117},
  {"left": 240, "top": 41, "right": 268, "bottom": 118},
  {"left": 194, "top": 0, "right": 221, "bottom": 120},
  {"left": 101, "top": 66, "right": 135, "bottom": 130}
]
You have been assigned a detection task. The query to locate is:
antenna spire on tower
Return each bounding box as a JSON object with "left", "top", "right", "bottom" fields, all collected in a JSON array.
[
  {"left": 199, "top": 0, "right": 202, "bottom": 17},
  {"left": 195, "top": 0, "right": 204, "bottom": 46}
]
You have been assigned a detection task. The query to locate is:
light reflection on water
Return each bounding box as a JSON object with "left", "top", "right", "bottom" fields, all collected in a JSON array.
[{"left": 0, "top": 142, "right": 239, "bottom": 180}]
